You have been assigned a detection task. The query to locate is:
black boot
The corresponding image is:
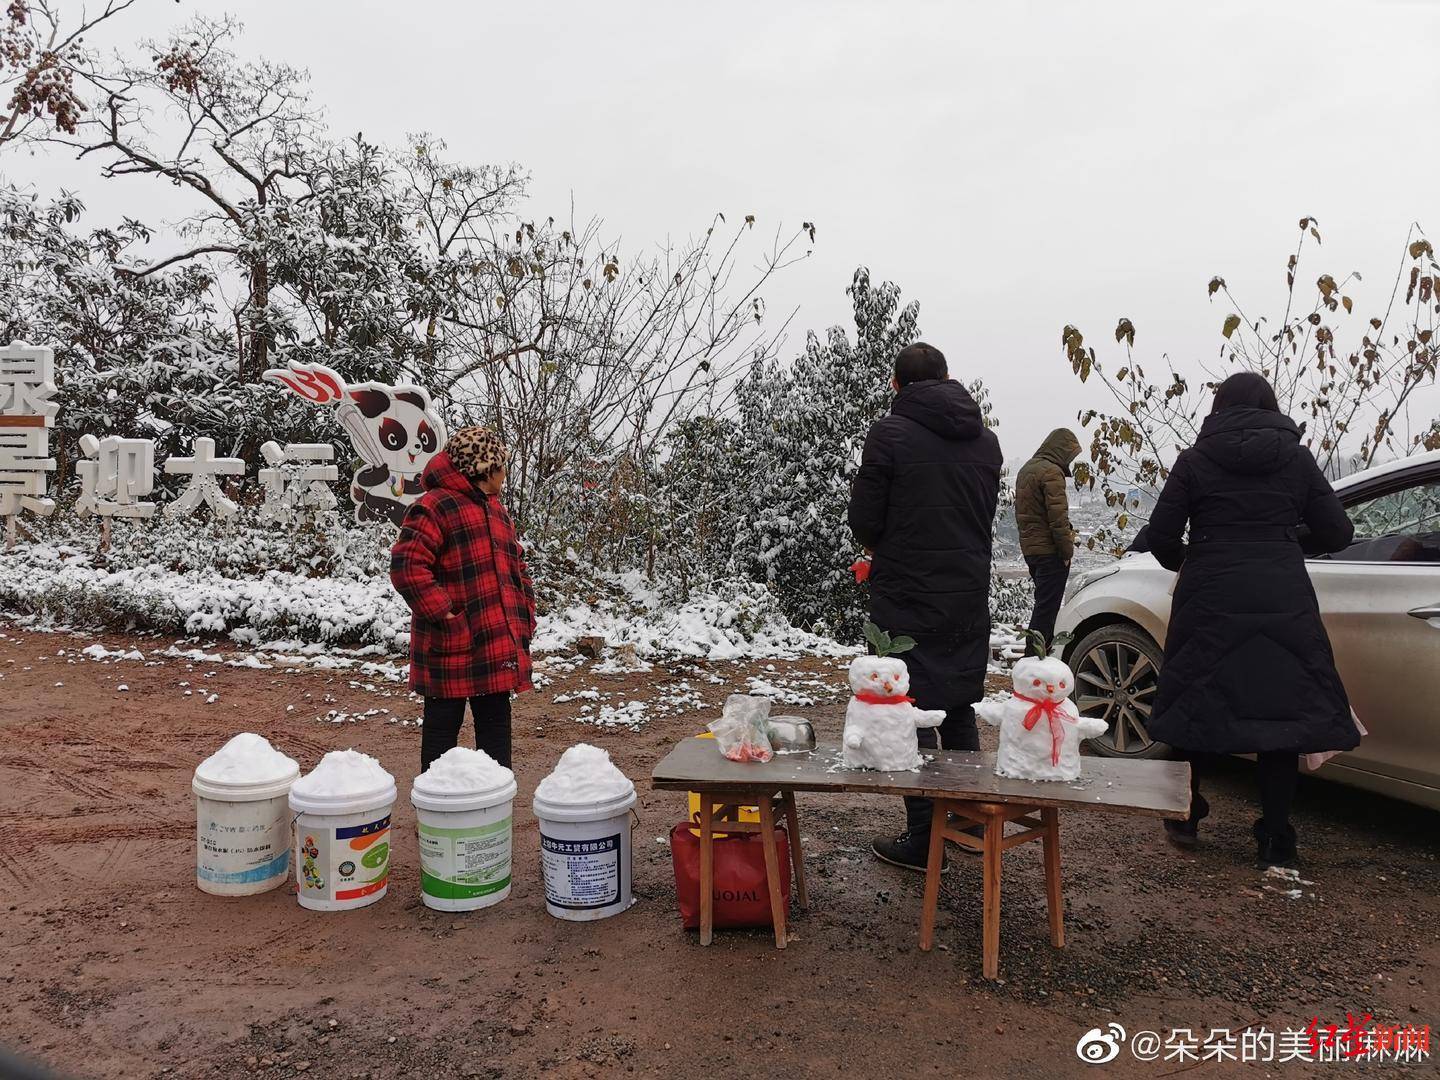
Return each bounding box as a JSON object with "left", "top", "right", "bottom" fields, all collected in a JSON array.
[
  {"left": 1164, "top": 792, "right": 1209, "bottom": 849},
  {"left": 1254, "top": 818, "right": 1300, "bottom": 869},
  {"left": 872, "top": 830, "right": 946, "bottom": 873}
]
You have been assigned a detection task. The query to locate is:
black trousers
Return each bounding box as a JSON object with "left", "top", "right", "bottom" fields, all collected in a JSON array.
[
  {"left": 421, "top": 693, "right": 512, "bottom": 772},
  {"left": 1024, "top": 554, "right": 1070, "bottom": 656},
  {"left": 898, "top": 631, "right": 988, "bottom": 834},
  {"left": 1186, "top": 750, "right": 1300, "bottom": 834}
]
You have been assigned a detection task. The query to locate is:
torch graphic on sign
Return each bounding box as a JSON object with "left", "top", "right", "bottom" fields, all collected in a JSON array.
[{"left": 263, "top": 362, "right": 448, "bottom": 527}]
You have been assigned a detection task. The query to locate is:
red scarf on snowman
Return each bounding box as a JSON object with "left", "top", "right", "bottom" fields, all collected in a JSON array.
[
  {"left": 854, "top": 691, "right": 915, "bottom": 706},
  {"left": 1013, "top": 692, "right": 1073, "bottom": 766}
]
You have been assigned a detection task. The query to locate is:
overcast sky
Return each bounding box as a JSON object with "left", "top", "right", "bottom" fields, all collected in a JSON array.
[{"left": 6, "top": 0, "right": 1438, "bottom": 461}]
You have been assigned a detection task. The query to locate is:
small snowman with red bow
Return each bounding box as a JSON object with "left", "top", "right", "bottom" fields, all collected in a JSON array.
[
  {"left": 976, "top": 632, "right": 1108, "bottom": 781},
  {"left": 842, "top": 622, "right": 948, "bottom": 772}
]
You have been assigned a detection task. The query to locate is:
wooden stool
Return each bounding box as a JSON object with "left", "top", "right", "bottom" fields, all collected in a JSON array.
[
  {"left": 917, "top": 798, "right": 1063, "bottom": 979},
  {"left": 696, "top": 790, "right": 809, "bottom": 948}
]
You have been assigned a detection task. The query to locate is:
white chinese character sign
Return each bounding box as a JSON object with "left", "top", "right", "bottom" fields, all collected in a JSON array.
[
  {"left": 0, "top": 341, "right": 59, "bottom": 547},
  {"left": 75, "top": 434, "right": 158, "bottom": 519},
  {"left": 257, "top": 442, "right": 339, "bottom": 525},
  {"left": 164, "top": 437, "right": 245, "bottom": 519},
  {"left": 263, "top": 362, "right": 448, "bottom": 527}
]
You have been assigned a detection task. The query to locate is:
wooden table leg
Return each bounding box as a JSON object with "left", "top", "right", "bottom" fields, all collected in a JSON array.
[
  {"left": 757, "top": 794, "right": 787, "bottom": 949},
  {"left": 1042, "top": 806, "right": 1064, "bottom": 949},
  {"left": 781, "top": 791, "right": 808, "bottom": 911},
  {"left": 698, "top": 797, "right": 714, "bottom": 946},
  {"left": 981, "top": 805, "right": 1003, "bottom": 980},
  {"left": 918, "top": 799, "right": 948, "bottom": 952}
]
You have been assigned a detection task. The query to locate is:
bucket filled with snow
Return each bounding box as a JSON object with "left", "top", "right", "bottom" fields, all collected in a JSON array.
[
  {"left": 532, "top": 744, "right": 637, "bottom": 921},
  {"left": 288, "top": 750, "right": 396, "bottom": 912},
  {"left": 410, "top": 747, "right": 518, "bottom": 912},
  {"left": 192, "top": 733, "right": 300, "bottom": 896}
]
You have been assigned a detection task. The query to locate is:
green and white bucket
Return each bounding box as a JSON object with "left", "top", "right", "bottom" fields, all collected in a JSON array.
[{"left": 410, "top": 768, "right": 517, "bottom": 912}]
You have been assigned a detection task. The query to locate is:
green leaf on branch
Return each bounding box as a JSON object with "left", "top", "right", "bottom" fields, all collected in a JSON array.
[
  {"left": 863, "top": 620, "right": 916, "bottom": 659},
  {"left": 862, "top": 620, "right": 887, "bottom": 655}
]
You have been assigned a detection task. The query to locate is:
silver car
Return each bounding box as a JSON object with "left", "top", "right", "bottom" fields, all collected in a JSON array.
[{"left": 1057, "top": 449, "right": 1440, "bottom": 810}]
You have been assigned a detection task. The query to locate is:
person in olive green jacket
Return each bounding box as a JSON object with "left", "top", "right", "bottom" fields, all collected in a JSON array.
[{"left": 1014, "top": 428, "right": 1082, "bottom": 655}]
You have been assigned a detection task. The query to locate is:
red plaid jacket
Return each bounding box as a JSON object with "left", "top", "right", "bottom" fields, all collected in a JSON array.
[{"left": 390, "top": 452, "right": 536, "bottom": 699}]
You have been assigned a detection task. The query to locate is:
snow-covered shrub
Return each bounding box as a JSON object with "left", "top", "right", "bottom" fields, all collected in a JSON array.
[
  {"left": 2, "top": 514, "right": 409, "bottom": 646},
  {"left": 0, "top": 514, "right": 849, "bottom": 660},
  {"left": 990, "top": 573, "right": 1035, "bottom": 627}
]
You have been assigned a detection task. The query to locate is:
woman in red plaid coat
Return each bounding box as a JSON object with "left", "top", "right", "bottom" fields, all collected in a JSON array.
[{"left": 390, "top": 427, "right": 536, "bottom": 771}]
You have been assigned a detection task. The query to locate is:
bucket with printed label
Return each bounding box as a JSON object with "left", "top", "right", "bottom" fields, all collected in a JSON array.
[
  {"left": 193, "top": 733, "right": 300, "bottom": 897},
  {"left": 410, "top": 748, "right": 517, "bottom": 912},
  {"left": 532, "top": 788, "right": 637, "bottom": 921},
  {"left": 288, "top": 751, "right": 396, "bottom": 912}
]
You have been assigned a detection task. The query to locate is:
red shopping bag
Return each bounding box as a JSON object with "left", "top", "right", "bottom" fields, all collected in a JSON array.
[{"left": 670, "top": 820, "right": 791, "bottom": 930}]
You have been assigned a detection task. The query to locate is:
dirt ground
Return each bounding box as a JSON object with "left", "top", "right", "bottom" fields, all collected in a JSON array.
[{"left": 1, "top": 622, "right": 1436, "bottom": 1080}]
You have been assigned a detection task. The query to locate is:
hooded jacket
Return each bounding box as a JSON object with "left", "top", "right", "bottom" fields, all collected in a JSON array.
[
  {"left": 848, "top": 379, "right": 1003, "bottom": 635},
  {"left": 1014, "top": 428, "right": 1082, "bottom": 560},
  {"left": 390, "top": 450, "right": 536, "bottom": 699},
  {"left": 1145, "top": 406, "right": 1358, "bottom": 754}
]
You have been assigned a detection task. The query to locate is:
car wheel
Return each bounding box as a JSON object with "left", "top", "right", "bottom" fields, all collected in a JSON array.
[{"left": 1067, "top": 623, "right": 1169, "bottom": 759}]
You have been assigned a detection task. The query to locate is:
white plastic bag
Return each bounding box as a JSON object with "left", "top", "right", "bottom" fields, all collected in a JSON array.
[{"left": 707, "top": 694, "right": 774, "bottom": 763}]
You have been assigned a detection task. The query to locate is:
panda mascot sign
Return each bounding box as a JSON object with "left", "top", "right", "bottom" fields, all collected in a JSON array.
[{"left": 263, "top": 362, "right": 448, "bottom": 527}]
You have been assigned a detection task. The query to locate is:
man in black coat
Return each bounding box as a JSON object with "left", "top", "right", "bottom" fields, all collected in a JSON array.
[{"left": 848, "top": 342, "right": 1003, "bottom": 870}]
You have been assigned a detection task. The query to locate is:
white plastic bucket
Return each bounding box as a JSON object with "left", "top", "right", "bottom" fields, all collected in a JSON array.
[
  {"left": 289, "top": 780, "right": 397, "bottom": 912},
  {"left": 193, "top": 764, "right": 298, "bottom": 897},
  {"left": 532, "top": 787, "right": 638, "bottom": 921},
  {"left": 410, "top": 775, "right": 518, "bottom": 912}
]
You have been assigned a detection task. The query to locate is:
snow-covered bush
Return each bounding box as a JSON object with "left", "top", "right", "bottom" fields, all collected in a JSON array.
[
  {"left": 0, "top": 514, "right": 850, "bottom": 661},
  {"left": 990, "top": 573, "right": 1035, "bottom": 627}
]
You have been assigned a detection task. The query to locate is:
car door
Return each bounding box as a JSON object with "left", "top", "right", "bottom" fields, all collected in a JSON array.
[{"left": 1307, "top": 466, "right": 1440, "bottom": 798}]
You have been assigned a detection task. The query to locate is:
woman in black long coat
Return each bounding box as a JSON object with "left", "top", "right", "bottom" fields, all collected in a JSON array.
[{"left": 1146, "top": 373, "right": 1358, "bottom": 868}]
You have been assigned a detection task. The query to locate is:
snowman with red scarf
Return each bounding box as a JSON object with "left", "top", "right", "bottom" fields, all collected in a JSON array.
[
  {"left": 976, "top": 632, "right": 1108, "bottom": 781},
  {"left": 841, "top": 623, "right": 948, "bottom": 772}
]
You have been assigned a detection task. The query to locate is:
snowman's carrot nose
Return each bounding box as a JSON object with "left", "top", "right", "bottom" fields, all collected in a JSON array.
[{"left": 1045, "top": 683, "right": 1055, "bottom": 693}]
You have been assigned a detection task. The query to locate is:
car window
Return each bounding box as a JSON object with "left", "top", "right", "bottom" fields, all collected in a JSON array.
[{"left": 1332, "top": 478, "right": 1440, "bottom": 563}]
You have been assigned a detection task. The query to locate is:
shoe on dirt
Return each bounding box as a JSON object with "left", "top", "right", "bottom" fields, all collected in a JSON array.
[
  {"left": 871, "top": 831, "right": 946, "bottom": 873},
  {"left": 1253, "top": 818, "right": 1300, "bottom": 870},
  {"left": 1164, "top": 817, "right": 1200, "bottom": 850}
]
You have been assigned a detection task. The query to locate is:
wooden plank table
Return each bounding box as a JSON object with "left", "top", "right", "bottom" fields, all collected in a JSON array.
[{"left": 652, "top": 737, "right": 1190, "bottom": 976}]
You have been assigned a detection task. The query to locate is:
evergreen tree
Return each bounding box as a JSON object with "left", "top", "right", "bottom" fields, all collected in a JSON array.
[{"left": 729, "top": 268, "right": 920, "bottom": 636}]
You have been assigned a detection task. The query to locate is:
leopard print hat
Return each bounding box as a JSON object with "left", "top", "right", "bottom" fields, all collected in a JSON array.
[{"left": 445, "top": 426, "right": 507, "bottom": 483}]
